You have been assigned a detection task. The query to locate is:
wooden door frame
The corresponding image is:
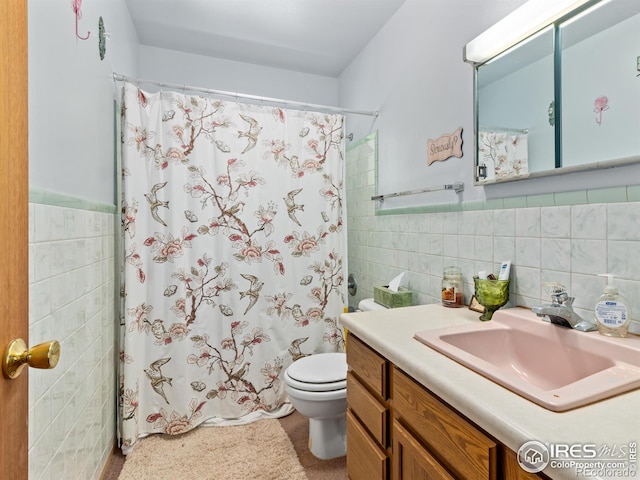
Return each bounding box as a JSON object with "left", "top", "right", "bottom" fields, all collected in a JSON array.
[{"left": 0, "top": 0, "right": 30, "bottom": 478}]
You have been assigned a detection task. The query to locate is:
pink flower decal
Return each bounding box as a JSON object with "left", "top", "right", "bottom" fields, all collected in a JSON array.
[{"left": 593, "top": 96, "right": 609, "bottom": 125}]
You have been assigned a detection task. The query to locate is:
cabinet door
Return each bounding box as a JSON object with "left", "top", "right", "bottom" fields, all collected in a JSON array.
[
  {"left": 347, "top": 410, "right": 388, "bottom": 480},
  {"left": 393, "top": 420, "right": 456, "bottom": 480},
  {"left": 393, "top": 367, "right": 498, "bottom": 479}
]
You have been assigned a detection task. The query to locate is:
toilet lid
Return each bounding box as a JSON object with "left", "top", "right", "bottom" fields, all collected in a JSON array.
[
  {"left": 284, "top": 371, "right": 346, "bottom": 392},
  {"left": 286, "top": 353, "right": 347, "bottom": 384}
]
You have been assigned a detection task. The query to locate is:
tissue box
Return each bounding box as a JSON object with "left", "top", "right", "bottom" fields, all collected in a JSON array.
[{"left": 373, "top": 286, "right": 413, "bottom": 308}]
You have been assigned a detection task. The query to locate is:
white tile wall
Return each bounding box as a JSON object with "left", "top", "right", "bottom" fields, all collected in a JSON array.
[
  {"left": 346, "top": 139, "right": 640, "bottom": 333},
  {"left": 28, "top": 203, "right": 117, "bottom": 480}
]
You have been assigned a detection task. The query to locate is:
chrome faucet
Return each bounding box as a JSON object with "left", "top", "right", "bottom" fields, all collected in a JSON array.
[{"left": 531, "top": 290, "right": 597, "bottom": 332}]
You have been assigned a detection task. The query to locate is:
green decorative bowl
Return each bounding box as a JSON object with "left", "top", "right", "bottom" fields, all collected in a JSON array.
[{"left": 473, "top": 277, "right": 510, "bottom": 321}]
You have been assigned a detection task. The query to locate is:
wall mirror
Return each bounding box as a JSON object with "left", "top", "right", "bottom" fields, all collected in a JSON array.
[{"left": 467, "top": 0, "right": 640, "bottom": 185}]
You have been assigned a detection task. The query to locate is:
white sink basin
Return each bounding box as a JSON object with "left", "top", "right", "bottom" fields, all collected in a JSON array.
[{"left": 414, "top": 308, "right": 640, "bottom": 411}]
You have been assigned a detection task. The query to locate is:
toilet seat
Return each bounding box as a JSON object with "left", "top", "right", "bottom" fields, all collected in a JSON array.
[
  {"left": 284, "top": 371, "right": 346, "bottom": 392},
  {"left": 285, "top": 353, "right": 347, "bottom": 392}
]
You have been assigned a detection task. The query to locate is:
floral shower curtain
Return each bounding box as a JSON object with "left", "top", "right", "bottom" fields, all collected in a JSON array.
[
  {"left": 477, "top": 130, "right": 529, "bottom": 181},
  {"left": 118, "top": 82, "right": 346, "bottom": 453}
]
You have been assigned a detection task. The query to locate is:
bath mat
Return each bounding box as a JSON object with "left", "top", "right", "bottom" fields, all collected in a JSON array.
[{"left": 118, "top": 419, "right": 309, "bottom": 480}]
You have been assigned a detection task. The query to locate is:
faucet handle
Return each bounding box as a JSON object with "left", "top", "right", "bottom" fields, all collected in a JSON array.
[
  {"left": 550, "top": 291, "right": 570, "bottom": 305},
  {"left": 544, "top": 282, "right": 569, "bottom": 304}
]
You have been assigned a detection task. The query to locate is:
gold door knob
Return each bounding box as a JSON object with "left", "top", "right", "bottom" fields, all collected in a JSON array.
[{"left": 2, "top": 339, "right": 60, "bottom": 379}]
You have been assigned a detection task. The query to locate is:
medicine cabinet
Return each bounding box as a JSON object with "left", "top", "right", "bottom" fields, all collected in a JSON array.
[{"left": 466, "top": 0, "right": 640, "bottom": 185}]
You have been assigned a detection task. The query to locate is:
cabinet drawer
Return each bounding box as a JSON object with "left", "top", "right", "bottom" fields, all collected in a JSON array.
[
  {"left": 347, "top": 409, "right": 388, "bottom": 480},
  {"left": 392, "top": 367, "right": 498, "bottom": 480},
  {"left": 393, "top": 419, "right": 456, "bottom": 480},
  {"left": 347, "top": 372, "right": 388, "bottom": 447},
  {"left": 347, "top": 334, "right": 387, "bottom": 399}
]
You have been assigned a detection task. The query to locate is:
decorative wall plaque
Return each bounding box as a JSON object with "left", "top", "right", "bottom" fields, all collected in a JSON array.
[{"left": 427, "top": 127, "right": 463, "bottom": 165}]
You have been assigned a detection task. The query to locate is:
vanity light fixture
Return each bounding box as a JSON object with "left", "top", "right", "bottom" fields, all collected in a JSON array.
[{"left": 463, "top": 0, "right": 593, "bottom": 64}]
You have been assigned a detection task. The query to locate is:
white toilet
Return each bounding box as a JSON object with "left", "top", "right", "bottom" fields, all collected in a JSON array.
[
  {"left": 284, "top": 352, "right": 348, "bottom": 459},
  {"left": 357, "top": 297, "right": 388, "bottom": 312},
  {"left": 283, "top": 298, "right": 387, "bottom": 460}
]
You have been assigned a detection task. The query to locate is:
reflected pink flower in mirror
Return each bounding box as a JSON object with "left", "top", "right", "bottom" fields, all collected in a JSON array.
[{"left": 593, "top": 95, "right": 609, "bottom": 125}]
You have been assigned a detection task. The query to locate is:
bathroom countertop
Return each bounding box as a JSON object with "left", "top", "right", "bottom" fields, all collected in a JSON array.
[{"left": 340, "top": 304, "right": 640, "bottom": 480}]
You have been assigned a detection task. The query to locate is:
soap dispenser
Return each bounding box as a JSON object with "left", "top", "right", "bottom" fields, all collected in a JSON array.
[{"left": 594, "top": 274, "right": 631, "bottom": 338}]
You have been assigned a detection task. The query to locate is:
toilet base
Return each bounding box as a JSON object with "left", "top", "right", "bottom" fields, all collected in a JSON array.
[{"left": 307, "top": 413, "right": 346, "bottom": 460}]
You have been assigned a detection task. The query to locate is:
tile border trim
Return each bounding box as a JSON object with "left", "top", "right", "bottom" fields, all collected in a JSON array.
[
  {"left": 29, "top": 187, "right": 117, "bottom": 214},
  {"left": 375, "top": 185, "right": 638, "bottom": 216}
]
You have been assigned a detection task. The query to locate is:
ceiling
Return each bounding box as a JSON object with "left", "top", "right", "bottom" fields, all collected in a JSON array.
[{"left": 125, "top": 0, "right": 407, "bottom": 77}]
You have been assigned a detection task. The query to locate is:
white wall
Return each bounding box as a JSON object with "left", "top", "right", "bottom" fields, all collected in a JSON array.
[
  {"left": 338, "top": 0, "right": 528, "bottom": 206},
  {"left": 29, "top": 0, "right": 139, "bottom": 205},
  {"left": 139, "top": 45, "right": 339, "bottom": 106}
]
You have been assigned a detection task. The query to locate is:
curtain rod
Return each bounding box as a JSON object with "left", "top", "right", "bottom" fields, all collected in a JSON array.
[{"left": 113, "top": 73, "right": 379, "bottom": 118}]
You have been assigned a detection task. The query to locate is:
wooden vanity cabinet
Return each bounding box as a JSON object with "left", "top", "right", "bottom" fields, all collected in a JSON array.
[
  {"left": 346, "top": 334, "right": 548, "bottom": 480},
  {"left": 346, "top": 334, "right": 391, "bottom": 480}
]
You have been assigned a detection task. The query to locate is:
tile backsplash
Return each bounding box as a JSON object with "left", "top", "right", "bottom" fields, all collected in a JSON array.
[
  {"left": 28, "top": 199, "right": 116, "bottom": 480},
  {"left": 346, "top": 138, "right": 640, "bottom": 333}
]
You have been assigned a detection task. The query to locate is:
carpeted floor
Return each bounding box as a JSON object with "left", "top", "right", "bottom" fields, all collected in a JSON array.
[
  {"left": 101, "top": 411, "right": 347, "bottom": 480},
  {"left": 278, "top": 411, "right": 347, "bottom": 480}
]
